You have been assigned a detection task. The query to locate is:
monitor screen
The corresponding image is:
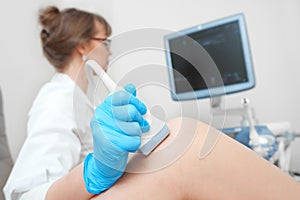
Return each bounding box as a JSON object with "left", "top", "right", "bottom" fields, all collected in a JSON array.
[{"left": 164, "top": 13, "right": 255, "bottom": 101}]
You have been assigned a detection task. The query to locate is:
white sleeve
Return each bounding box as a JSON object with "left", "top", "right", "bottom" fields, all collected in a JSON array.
[{"left": 3, "top": 84, "right": 82, "bottom": 200}]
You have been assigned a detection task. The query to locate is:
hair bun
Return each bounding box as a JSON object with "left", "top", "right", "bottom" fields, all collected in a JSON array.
[{"left": 39, "top": 6, "right": 61, "bottom": 36}]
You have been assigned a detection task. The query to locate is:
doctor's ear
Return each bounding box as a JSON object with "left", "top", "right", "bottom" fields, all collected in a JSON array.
[
  {"left": 76, "top": 43, "right": 87, "bottom": 55},
  {"left": 76, "top": 42, "right": 90, "bottom": 61}
]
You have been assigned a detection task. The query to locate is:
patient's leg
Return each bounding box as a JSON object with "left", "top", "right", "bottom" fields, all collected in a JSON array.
[{"left": 92, "top": 117, "right": 300, "bottom": 200}]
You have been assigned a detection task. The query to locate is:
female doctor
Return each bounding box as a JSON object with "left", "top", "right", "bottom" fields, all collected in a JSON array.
[
  {"left": 4, "top": 6, "right": 300, "bottom": 200},
  {"left": 4, "top": 6, "right": 151, "bottom": 199}
]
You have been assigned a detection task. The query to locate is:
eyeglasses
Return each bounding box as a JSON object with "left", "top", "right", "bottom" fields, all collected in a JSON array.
[{"left": 91, "top": 37, "right": 111, "bottom": 49}]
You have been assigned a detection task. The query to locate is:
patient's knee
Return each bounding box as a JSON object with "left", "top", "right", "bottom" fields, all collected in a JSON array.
[{"left": 126, "top": 117, "right": 220, "bottom": 173}]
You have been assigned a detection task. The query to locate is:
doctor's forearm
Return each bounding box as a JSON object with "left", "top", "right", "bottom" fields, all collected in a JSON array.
[{"left": 45, "top": 163, "right": 95, "bottom": 200}]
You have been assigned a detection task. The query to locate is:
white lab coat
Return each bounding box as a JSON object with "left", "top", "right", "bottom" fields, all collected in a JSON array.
[{"left": 3, "top": 73, "right": 94, "bottom": 200}]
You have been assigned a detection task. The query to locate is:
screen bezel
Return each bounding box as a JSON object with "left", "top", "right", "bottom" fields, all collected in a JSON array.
[{"left": 164, "top": 13, "right": 255, "bottom": 101}]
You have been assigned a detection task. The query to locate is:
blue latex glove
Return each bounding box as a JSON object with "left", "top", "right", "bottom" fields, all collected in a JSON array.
[{"left": 83, "top": 84, "right": 150, "bottom": 194}]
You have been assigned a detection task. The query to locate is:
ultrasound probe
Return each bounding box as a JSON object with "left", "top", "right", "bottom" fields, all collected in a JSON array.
[{"left": 85, "top": 60, "right": 170, "bottom": 156}]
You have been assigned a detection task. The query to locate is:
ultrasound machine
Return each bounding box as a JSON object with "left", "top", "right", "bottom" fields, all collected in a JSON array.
[{"left": 164, "top": 13, "right": 278, "bottom": 160}]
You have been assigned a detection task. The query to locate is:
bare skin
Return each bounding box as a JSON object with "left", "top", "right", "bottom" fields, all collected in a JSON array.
[
  {"left": 90, "top": 117, "right": 300, "bottom": 200},
  {"left": 46, "top": 117, "right": 300, "bottom": 200}
]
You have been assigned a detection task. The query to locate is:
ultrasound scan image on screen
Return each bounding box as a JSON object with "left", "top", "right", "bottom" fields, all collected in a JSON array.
[{"left": 165, "top": 13, "right": 255, "bottom": 101}]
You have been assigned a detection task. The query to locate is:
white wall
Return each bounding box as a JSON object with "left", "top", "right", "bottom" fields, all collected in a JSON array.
[{"left": 1, "top": 0, "right": 299, "bottom": 170}]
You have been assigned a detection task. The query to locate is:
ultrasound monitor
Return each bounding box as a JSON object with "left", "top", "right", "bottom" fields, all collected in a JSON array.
[{"left": 164, "top": 13, "right": 255, "bottom": 101}]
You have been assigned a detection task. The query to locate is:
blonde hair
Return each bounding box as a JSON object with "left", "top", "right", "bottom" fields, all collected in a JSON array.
[{"left": 39, "top": 6, "right": 111, "bottom": 70}]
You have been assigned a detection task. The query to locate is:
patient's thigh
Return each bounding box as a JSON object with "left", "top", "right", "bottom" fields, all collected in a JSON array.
[
  {"left": 91, "top": 117, "right": 209, "bottom": 200},
  {"left": 91, "top": 117, "right": 300, "bottom": 200},
  {"left": 91, "top": 167, "right": 178, "bottom": 200}
]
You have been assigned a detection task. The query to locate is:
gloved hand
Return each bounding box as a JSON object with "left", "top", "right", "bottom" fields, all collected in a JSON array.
[{"left": 83, "top": 83, "right": 150, "bottom": 194}]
